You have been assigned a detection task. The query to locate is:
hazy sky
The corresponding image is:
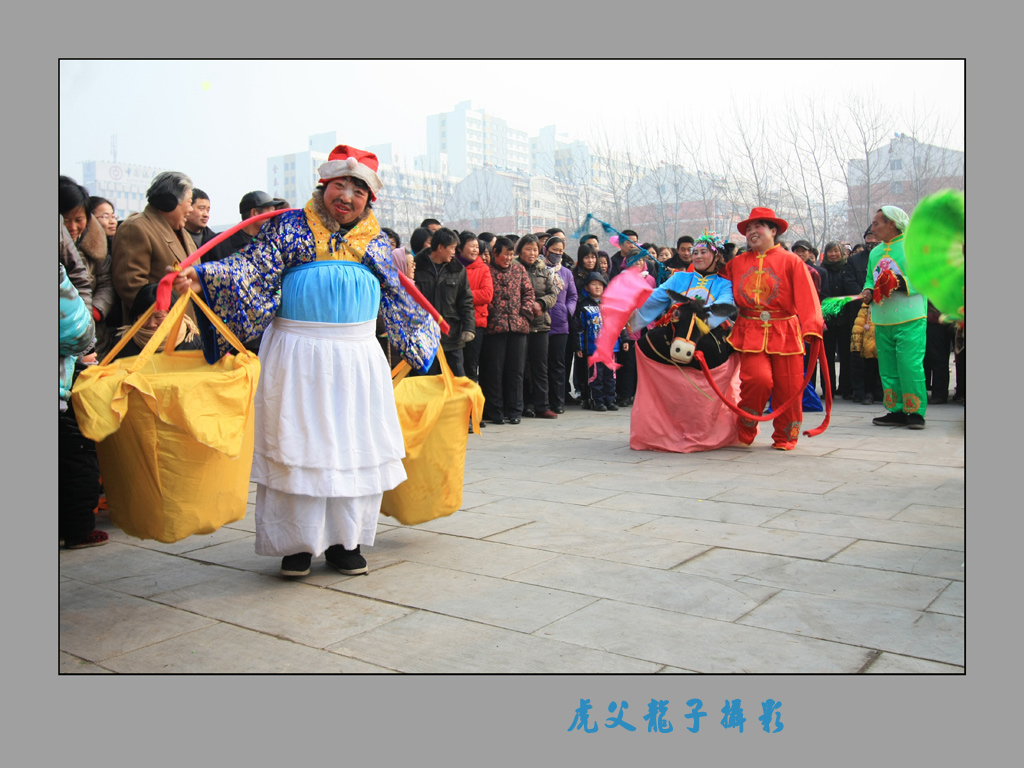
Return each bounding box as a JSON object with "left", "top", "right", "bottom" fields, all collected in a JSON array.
[{"left": 59, "top": 59, "right": 964, "bottom": 226}]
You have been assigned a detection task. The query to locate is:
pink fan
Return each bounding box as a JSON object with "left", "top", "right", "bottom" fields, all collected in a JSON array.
[{"left": 589, "top": 269, "right": 653, "bottom": 380}]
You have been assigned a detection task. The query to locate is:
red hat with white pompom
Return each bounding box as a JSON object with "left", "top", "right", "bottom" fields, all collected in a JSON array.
[{"left": 317, "top": 145, "right": 384, "bottom": 201}]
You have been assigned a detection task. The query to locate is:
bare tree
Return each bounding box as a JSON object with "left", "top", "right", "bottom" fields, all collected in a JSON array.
[
  {"left": 772, "top": 96, "right": 846, "bottom": 249},
  {"left": 827, "top": 89, "right": 896, "bottom": 242}
]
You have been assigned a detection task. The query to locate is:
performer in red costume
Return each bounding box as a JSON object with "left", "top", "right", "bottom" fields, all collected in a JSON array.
[{"left": 719, "top": 208, "right": 824, "bottom": 450}]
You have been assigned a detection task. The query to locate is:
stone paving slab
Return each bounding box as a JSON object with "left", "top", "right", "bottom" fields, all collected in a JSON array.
[
  {"left": 470, "top": 497, "right": 662, "bottom": 531},
  {"left": 737, "top": 591, "right": 964, "bottom": 666},
  {"left": 60, "top": 651, "right": 114, "bottom": 673},
  {"left": 734, "top": 558, "right": 951, "bottom": 610},
  {"left": 927, "top": 581, "right": 964, "bottom": 616},
  {"left": 366, "top": 526, "right": 561, "bottom": 577},
  {"left": 830, "top": 447, "right": 964, "bottom": 468},
  {"left": 223, "top": 512, "right": 257, "bottom": 533},
  {"left": 330, "top": 561, "right": 597, "bottom": 633},
  {"left": 764, "top": 510, "right": 965, "bottom": 551},
  {"left": 893, "top": 504, "right": 964, "bottom": 527},
  {"left": 593, "top": 494, "right": 790, "bottom": 526},
  {"left": 631, "top": 516, "right": 856, "bottom": 560},
  {"left": 507, "top": 554, "right": 778, "bottom": 622},
  {"left": 100, "top": 622, "right": 395, "bottom": 674},
  {"left": 677, "top": 470, "right": 848, "bottom": 495},
  {"left": 487, "top": 521, "right": 710, "bottom": 569},
  {"left": 409, "top": 509, "right": 530, "bottom": 539},
  {"left": 101, "top": 560, "right": 245, "bottom": 600},
  {"left": 60, "top": 581, "right": 217, "bottom": 662},
  {"left": 59, "top": 540, "right": 210, "bottom": 585},
  {"left": 864, "top": 652, "right": 964, "bottom": 674},
  {"left": 100, "top": 518, "right": 253, "bottom": 554},
  {"left": 828, "top": 540, "right": 964, "bottom": 581},
  {"left": 149, "top": 568, "right": 413, "bottom": 649},
  {"left": 573, "top": 472, "right": 742, "bottom": 500},
  {"left": 326, "top": 611, "right": 659, "bottom": 674},
  {"left": 673, "top": 548, "right": 802, "bottom": 580},
  {"left": 538, "top": 599, "right": 873, "bottom": 673},
  {"left": 709, "top": 484, "right": 917, "bottom": 519}
]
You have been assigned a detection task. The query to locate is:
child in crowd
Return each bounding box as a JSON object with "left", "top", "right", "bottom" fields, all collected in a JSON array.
[{"left": 575, "top": 272, "right": 628, "bottom": 412}]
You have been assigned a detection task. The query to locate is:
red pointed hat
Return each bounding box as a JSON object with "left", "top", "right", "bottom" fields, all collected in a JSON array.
[
  {"left": 317, "top": 144, "right": 384, "bottom": 201},
  {"left": 737, "top": 206, "right": 789, "bottom": 235}
]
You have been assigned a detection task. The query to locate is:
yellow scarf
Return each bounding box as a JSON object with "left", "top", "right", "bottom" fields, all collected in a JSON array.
[{"left": 304, "top": 199, "right": 381, "bottom": 262}]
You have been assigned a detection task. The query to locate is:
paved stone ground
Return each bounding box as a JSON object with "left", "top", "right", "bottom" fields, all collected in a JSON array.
[{"left": 59, "top": 398, "right": 964, "bottom": 674}]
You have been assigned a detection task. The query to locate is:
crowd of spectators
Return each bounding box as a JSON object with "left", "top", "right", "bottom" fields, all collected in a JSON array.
[{"left": 58, "top": 170, "right": 964, "bottom": 547}]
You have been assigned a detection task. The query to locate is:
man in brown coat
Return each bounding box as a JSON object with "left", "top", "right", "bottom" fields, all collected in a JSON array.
[{"left": 112, "top": 171, "right": 196, "bottom": 319}]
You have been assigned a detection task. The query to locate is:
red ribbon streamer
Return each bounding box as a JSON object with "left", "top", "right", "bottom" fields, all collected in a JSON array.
[
  {"left": 692, "top": 338, "right": 832, "bottom": 437},
  {"left": 156, "top": 208, "right": 292, "bottom": 311}
]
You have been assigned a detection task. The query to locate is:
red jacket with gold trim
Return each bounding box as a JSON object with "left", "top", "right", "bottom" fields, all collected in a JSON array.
[{"left": 719, "top": 245, "right": 824, "bottom": 355}]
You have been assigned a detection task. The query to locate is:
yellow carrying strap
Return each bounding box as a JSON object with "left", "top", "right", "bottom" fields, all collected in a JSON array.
[
  {"left": 99, "top": 289, "right": 250, "bottom": 369},
  {"left": 391, "top": 347, "right": 455, "bottom": 397},
  {"left": 390, "top": 347, "right": 461, "bottom": 456}
]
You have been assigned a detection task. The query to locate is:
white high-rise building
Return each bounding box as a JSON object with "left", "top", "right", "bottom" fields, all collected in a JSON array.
[
  {"left": 266, "top": 130, "right": 337, "bottom": 210},
  {"left": 426, "top": 101, "right": 530, "bottom": 178}
]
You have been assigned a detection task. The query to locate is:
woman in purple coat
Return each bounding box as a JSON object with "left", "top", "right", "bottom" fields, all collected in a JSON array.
[{"left": 543, "top": 236, "right": 578, "bottom": 413}]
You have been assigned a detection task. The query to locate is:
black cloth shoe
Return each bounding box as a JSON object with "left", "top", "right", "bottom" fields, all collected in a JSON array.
[
  {"left": 325, "top": 545, "right": 368, "bottom": 575},
  {"left": 606, "top": 403, "right": 620, "bottom": 411},
  {"left": 906, "top": 413, "right": 926, "bottom": 430},
  {"left": 861, "top": 394, "right": 875, "bottom": 405},
  {"left": 281, "top": 552, "right": 312, "bottom": 576},
  {"left": 872, "top": 411, "right": 907, "bottom": 426},
  {"left": 592, "top": 403, "right": 607, "bottom": 412}
]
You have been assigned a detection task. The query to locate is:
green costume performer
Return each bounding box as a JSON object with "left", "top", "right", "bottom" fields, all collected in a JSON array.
[{"left": 863, "top": 205, "right": 928, "bottom": 429}]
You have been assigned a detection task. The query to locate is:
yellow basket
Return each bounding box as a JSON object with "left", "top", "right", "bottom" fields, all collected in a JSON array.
[
  {"left": 71, "top": 291, "right": 260, "bottom": 543},
  {"left": 380, "top": 348, "right": 484, "bottom": 525}
]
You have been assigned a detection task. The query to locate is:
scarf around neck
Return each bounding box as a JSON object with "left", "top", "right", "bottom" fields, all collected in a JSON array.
[{"left": 306, "top": 191, "right": 381, "bottom": 262}]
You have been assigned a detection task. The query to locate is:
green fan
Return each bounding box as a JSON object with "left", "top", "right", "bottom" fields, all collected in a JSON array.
[{"left": 904, "top": 190, "right": 964, "bottom": 320}]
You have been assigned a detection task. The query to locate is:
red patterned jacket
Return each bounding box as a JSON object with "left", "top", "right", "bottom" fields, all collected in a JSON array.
[
  {"left": 719, "top": 245, "right": 824, "bottom": 355},
  {"left": 485, "top": 260, "right": 535, "bottom": 334}
]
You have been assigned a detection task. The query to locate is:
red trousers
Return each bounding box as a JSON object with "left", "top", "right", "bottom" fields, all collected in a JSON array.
[{"left": 736, "top": 351, "right": 805, "bottom": 449}]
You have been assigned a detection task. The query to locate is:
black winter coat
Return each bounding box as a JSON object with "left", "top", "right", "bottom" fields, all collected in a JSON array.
[{"left": 414, "top": 253, "right": 475, "bottom": 350}]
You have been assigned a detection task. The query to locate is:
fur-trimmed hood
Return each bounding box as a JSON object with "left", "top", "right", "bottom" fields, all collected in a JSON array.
[{"left": 76, "top": 215, "right": 109, "bottom": 264}]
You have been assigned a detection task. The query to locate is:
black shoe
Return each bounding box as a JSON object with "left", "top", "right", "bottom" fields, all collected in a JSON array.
[
  {"left": 906, "top": 413, "right": 926, "bottom": 430},
  {"left": 565, "top": 394, "right": 580, "bottom": 405},
  {"left": 861, "top": 395, "right": 875, "bottom": 405},
  {"left": 606, "top": 403, "right": 619, "bottom": 411},
  {"left": 553, "top": 405, "right": 565, "bottom": 414},
  {"left": 281, "top": 552, "right": 312, "bottom": 576},
  {"left": 523, "top": 408, "right": 536, "bottom": 418},
  {"left": 952, "top": 394, "right": 965, "bottom": 404},
  {"left": 478, "top": 420, "right": 486, "bottom": 428},
  {"left": 928, "top": 395, "right": 947, "bottom": 405},
  {"left": 325, "top": 545, "right": 368, "bottom": 575},
  {"left": 592, "top": 403, "right": 607, "bottom": 412},
  {"left": 581, "top": 399, "right": 592, "bottom": 410},
  {"left": 872, "top": 411, "right": 907, "bottom": 426},
  {"left": 508, "top": 417, "right": 522, "bottom": 424}
]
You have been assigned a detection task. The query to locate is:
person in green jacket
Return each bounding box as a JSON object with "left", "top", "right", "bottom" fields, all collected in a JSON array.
[{"left": 858, "top": 206, "right": 928, "bottom": 430}]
